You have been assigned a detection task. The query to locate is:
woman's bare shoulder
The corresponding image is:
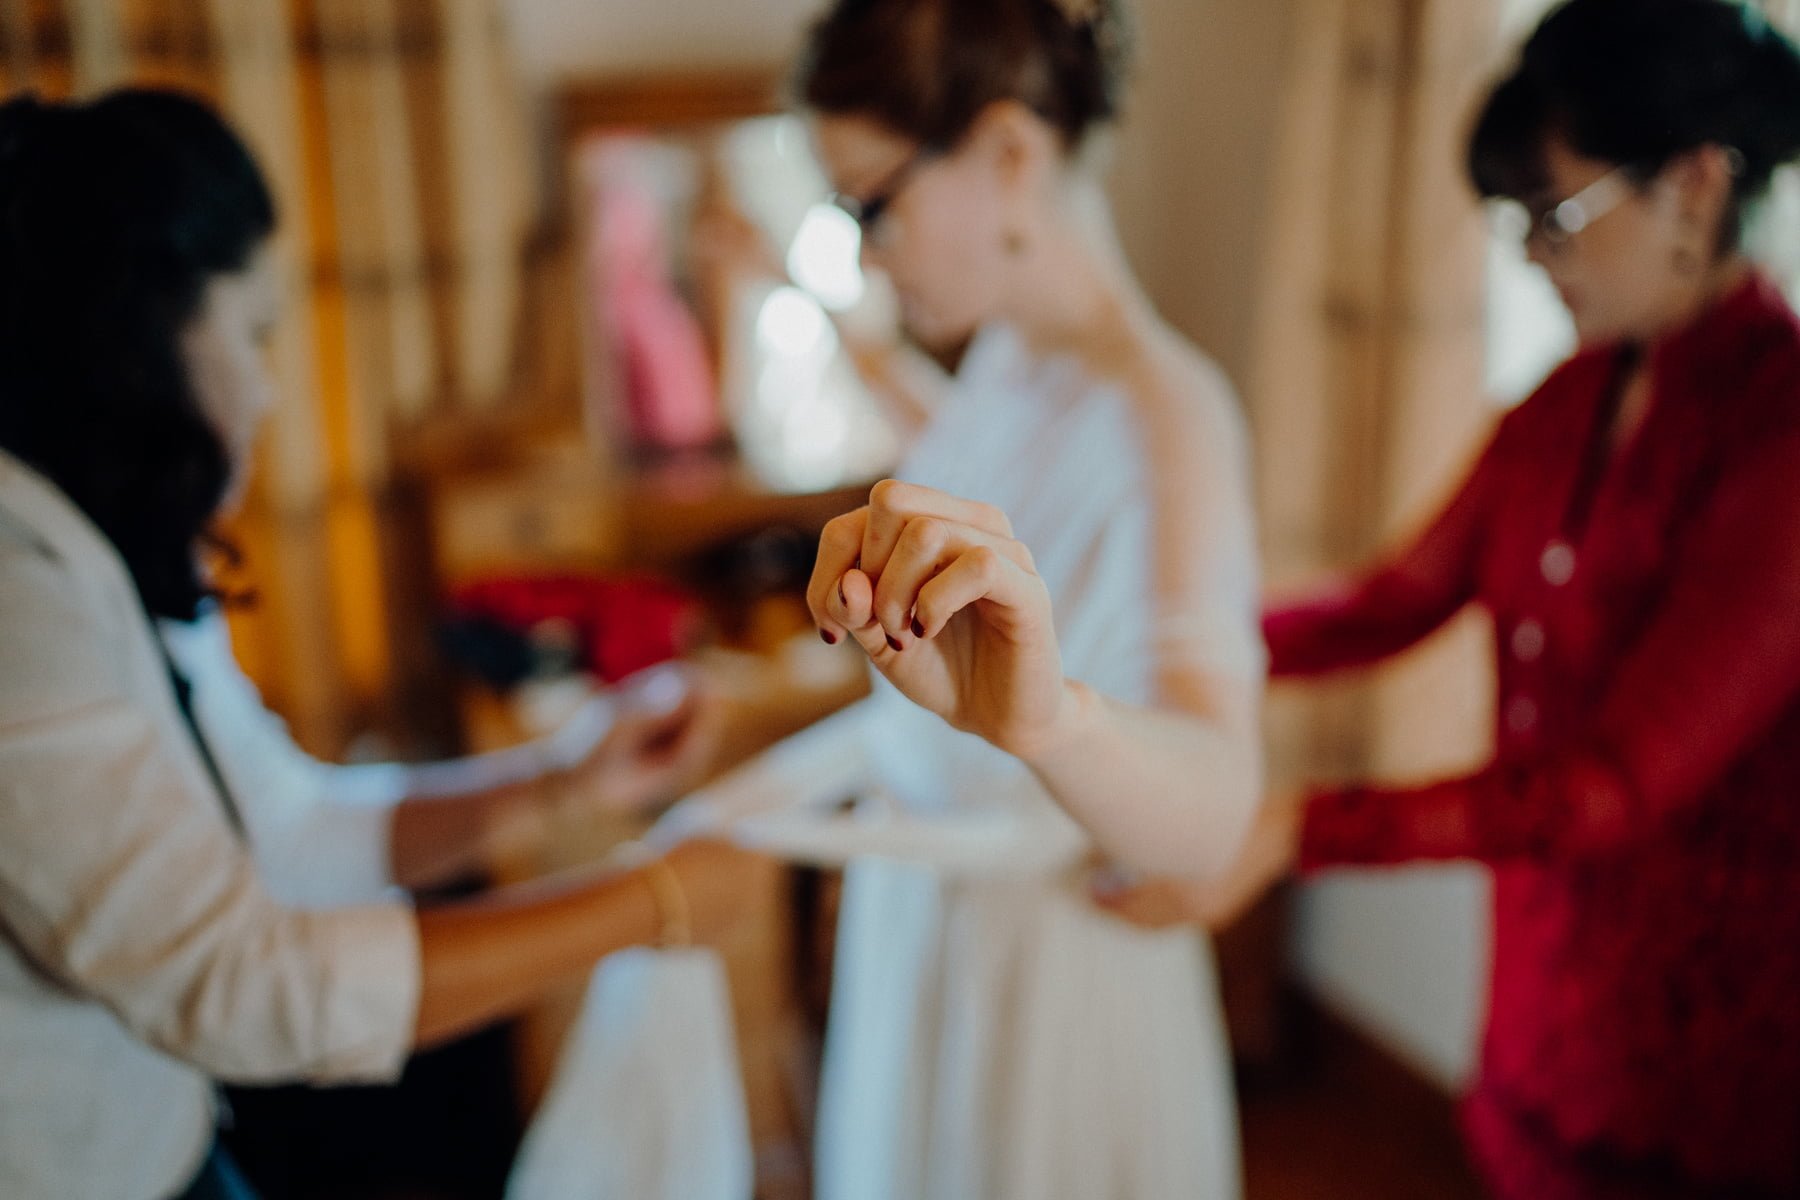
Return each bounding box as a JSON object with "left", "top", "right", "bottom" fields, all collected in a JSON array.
[{"left": 1091, "top": 324, "right": 1251, "bottom": 476}]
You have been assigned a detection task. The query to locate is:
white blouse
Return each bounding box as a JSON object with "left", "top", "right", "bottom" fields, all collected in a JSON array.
[
  {"left": 0, "top": 449, "right": 419, "bottom": 1200},
  {"left": 158, "top": 612, "right": 408, "bottom": 910}
]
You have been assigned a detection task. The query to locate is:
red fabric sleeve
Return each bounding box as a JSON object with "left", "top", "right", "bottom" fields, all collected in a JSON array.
[
  {"left": 1301, "top": 415, "right": 1800, "bottom": 868},
  {"left": 1264, "top": 417, "right": 1511, "bottom": 678}
]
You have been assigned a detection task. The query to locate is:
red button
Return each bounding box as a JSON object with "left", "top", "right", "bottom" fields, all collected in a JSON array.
[
  {"left": 1506, "top": 696, "right": 1540, "bottom": 734},
  {"left": 1512, "top": 619, "right": 1546, "bottom": 662},
  {"left": 1541, "top": 541, "right": 1576, "bottom": 586}
]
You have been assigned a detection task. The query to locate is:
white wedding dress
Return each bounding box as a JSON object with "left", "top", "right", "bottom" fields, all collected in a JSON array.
[{"left": 525, "top": 322, "right": 1266, "bottom": 1200}]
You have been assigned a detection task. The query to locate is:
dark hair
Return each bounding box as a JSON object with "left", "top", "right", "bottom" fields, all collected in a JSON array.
[
  {"left": 797, "top": 0, "right": 1131, "bottom": 152},
  {"left": 1469, "top": 0, "right": 1800, "bottom": 249},
  {"left": 0, "top": 88, "right": 276, "bottom": 621}
]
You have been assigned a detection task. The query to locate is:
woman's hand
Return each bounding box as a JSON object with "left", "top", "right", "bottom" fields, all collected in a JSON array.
[
  {"left": 1091, "top": 792, "right": 1306, "bottom": 931},
  {"left": 809, "top": 480, "right": 1071, "bottom": 759},
  {"left": 560, "top": 673, "right": 722, "bottom": 819}
]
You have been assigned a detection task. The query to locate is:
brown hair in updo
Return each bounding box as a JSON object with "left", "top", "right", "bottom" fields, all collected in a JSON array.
[{"left": 797, "top": 0, "right": 1132, "bottom": 153}]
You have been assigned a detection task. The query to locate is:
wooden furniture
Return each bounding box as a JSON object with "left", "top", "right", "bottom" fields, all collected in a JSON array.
[{"left": 557, "top": 70, "right": 783, "bottom": 135}]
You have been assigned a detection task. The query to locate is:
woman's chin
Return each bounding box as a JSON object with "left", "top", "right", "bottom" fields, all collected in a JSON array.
[{"left": 901, "top": 298, "right": 979, "bottom": 352}]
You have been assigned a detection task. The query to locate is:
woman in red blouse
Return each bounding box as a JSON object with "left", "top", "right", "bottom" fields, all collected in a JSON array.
[{"left": 808, "top": 0, "right": 1800, "bottom": 1195}]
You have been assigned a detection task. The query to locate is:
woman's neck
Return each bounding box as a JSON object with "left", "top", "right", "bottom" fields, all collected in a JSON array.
[
  {"left": 1611, "top": 256, "right": 1754, "bottom": 451},
  {"left": 1001, "top": 177, "right": 1156, "bottom": 366},
  {"left": 1642, "top": 254, "right": 1753, "bottom": 347}
]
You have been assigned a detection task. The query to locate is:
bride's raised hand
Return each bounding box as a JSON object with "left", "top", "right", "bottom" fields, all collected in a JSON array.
[{"left": 809, "top": 480, "right": 1071, "bottom": 759}]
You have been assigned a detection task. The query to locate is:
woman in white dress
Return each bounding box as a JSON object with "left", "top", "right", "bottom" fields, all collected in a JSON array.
[{"left": 712, "top": 3, "right": 1268, "bottom": 1195}]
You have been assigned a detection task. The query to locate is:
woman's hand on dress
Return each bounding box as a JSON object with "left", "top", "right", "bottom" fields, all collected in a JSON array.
[
  {"left": 559, "top": 669, "right": 722, "bottom": 819},
  {"left": 809, "top": 480, "right": 1071, "bottom": 760},
  {"left": 1091, "top": 792, "right": 1306, "bottom": 931}
]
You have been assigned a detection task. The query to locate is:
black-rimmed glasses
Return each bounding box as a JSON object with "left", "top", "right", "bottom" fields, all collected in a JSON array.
[
  {"left": 1490, "top": 165, "right": 1638, "bottom": 250},
  {"left": 829, "top": 144, "right": 941, "bottom": 245}
]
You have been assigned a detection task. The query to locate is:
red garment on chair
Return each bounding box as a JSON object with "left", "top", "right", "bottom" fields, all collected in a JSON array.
[
  {"left": 451, "top": 574, "right": 704, "bottom": 683},
  {"left": 1266, "top": 273, "right": 1800, "bottom": 1198}
]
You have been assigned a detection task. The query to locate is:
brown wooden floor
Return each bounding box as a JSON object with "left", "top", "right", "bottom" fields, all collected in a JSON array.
[
  {"left": 1239, "top": 1002, "right": 1487, "bottom": 1200},
  {"left": 758, "top": 996, "right": 1491, "bottom": 1200},
  {"left": 341, "top": 992, "right": 1489, "bottom": 1200}
]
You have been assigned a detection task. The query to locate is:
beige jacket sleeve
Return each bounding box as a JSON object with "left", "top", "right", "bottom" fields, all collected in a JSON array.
[{"left": 0, "top": 538, "right": 419, "bottom": 1084}]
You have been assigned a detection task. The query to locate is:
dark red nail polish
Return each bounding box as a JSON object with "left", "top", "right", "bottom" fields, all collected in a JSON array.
[
  {"left": 821, "top": 629, "right": 838, "bottom": 645},
  {"left": 911, "top": 618, "right": 925, "bottom": 638},
  {"left": 886, "top": 634, "right": 903, "bottom": 652}
]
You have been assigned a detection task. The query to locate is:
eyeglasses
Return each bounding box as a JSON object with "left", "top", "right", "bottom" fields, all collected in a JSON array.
[
  {"left": 829, "top": 144, "right": 941, "bottom": 246},
  {"left": 1491, "top": 165, "right": 1639, "bottom": 249}
]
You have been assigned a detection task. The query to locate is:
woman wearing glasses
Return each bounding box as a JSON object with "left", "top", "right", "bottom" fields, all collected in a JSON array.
[
  {"left": 694, "top": 0, "right": 1263, "bottom": 1195},
  {"left": 812, "top": 0, "right": 1800, "bottom": 1196}
]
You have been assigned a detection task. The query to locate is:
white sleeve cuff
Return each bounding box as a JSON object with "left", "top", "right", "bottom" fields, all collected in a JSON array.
[
  {"left": 303, "top": 899, "right": 420, "bottom": 1083},
  {"left": 256, "top": 798, "right": 402, "bottom": 909}
]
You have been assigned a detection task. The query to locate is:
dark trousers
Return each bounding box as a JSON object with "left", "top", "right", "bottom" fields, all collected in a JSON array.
[
  {"left": 173, "top": 1144, "right": 260, "bottom": 1200},
  {"left": 221, "top": 1022, "right": 521, "bottom": 1200}
]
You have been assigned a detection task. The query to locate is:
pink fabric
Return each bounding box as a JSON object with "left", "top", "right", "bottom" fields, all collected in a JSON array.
[{"left": 588, "top": 140, "right": 724, "bottom": 451}]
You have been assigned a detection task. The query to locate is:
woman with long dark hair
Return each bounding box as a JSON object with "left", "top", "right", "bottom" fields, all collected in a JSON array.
[
  {"left": 0, "top": 88, "right": 762, "bottom": 1200},
  {"left": 811, "top": 1, "right": 1800, "bottom": 1195}
]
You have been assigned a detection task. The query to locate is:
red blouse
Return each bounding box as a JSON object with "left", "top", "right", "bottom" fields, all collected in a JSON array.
[{"left": 1265, "top": 273, "right": 1800, "bottom": 1198}]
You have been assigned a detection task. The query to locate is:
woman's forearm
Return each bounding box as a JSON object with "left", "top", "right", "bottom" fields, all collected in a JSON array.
[
  {"left": 386, "top": 677, "right": 717, "bottom": 889},
  {"left": 411, "top": 861, "right": 659, "bottom": 1048},
  {"left": 398, "top": 737, "right": 565, "bottom": 802},
  {"left": 383, "top": 708, "right": 608, "bottom": 890},
  {"left": 388, "top": 781, "right": 542, "bottom": 892},
  {"left": 410, "top": 838, "right": 759, "bottom": 1048},
  {"left": 1021, "top": 679, "right": 1263, "bottom": 880}
]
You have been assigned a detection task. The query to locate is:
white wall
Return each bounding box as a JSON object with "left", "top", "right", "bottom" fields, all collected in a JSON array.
[
  {"left": 1119, "top": 0, "right": 1491, "bottom": 1093},
  {"left": 1295, "top": 868, "right": 1489, "bottom": 1087},
  {"left": 1107, "top": 0, "right": 1298, "bottom": 379},
  {"left": 501, "top": 0, "right": 1490, "bottom": 1090},
  {"left": 1288, "top": 555, "right": 1494, "bottom": 1091}
]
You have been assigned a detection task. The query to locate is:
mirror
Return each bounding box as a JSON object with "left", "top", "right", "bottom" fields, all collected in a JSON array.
[{"left": 563, "top": 74, "right": 901, "bottom": 494}]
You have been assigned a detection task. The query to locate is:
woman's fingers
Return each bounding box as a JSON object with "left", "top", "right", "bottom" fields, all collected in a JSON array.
[
  {"left": 818, "top": 560, "right": 896, "bottom": 660},
  {"left": 815, "top": 500, "right": 1038, "bottom": 650},
  {"left": 911, "top": 541, "right": 1047, "bottom": 641},
  {"left": 874, "top": 518, "right": 1040, "bottom": 646},
  {"left": 870, "top": 517, "right": 953, "bottom": 641},
  {"left": 859, "top": 479, "right": 1013, "bottom": 582},
  {"left": 809, "top": 508, "right": 868, "bottom": 642},
  {"left": 1091, "top": 882, "right": 1190, "bottom": 930},
  {"left": 832, "top": 567, "right": 898, "bottom": 660},
  {"left": 1091, "top": 876, "right": 1239, "bottom": 931}
]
